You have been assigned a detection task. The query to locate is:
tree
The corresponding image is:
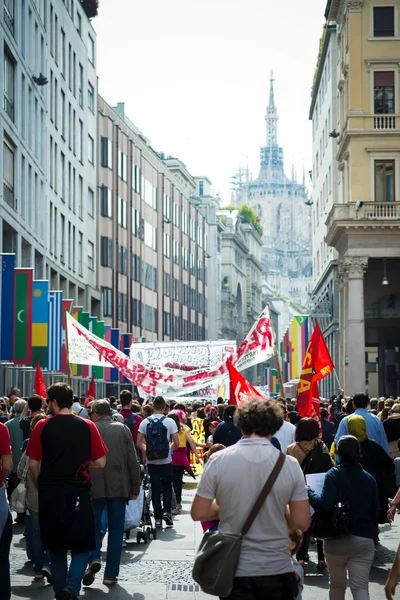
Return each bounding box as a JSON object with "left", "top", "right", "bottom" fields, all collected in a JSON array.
[{"left": 223, "top": 205, "right": 263, "bottom": 236}]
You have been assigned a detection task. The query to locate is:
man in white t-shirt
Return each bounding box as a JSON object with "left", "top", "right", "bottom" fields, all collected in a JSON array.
[
  {"left": 274, "top": 399, "right": 296, "bottom": 453},
  {"left": 191, "top": 397, "right": 310, "bottom": 600},
  {"left": 137, "top": 396, "right": 179, "bottom": 528}
]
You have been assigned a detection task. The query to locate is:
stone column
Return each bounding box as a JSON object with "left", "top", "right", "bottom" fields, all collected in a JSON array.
[
  {"left": 335, "top": 265, "right": 346, "bottom": 390},
  {"left": 342, "top": 257, "right": 368, "bottom": 395}
]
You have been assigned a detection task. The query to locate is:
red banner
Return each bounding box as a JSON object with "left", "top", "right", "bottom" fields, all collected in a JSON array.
[
  {"left": 84, "top": 373, "right": 95, "bottom": 407},
  {"left": 297, "top": 322, "right": 334, "bottom": 417},
  {"left": 227, "top": 360, "right": 264, "bottom": 405},
  {"left": 34, "top": 362, "right": 47, "bottom": 399}
]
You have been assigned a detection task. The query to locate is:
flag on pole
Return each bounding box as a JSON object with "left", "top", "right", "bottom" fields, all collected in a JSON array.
[
  {"left": 92, "top": 320, "right": 105, "bottom": 380},
  {"left": 297, "top": 322, "right": 334, "bottom": 417},
  {"left": 103, "top": 325, "right": 111, "bottom": 381},
  {"left": 0, "top": 254, "right": 15, "bottom": 360},
  {"left": 61, "top": 299, "right": 73, "bottom": 373},
  {"left": 71, "top": 306, "right": 82, "bottom": 375},
  {"left": 227, "top": 360, "right": 264, "bottom": 405},
  {"left": 32, "top": 281, "right": 49, "bottom": 368},
  {"left": 110, "top": 328, "right": 120, "bottom": 382},
  {"left": 84, "top": 373, "right": 95, "bottom": 407},
  {"left": 34, "top": 362, "right": 47, "bottom": 398},
  {"left": 48, "top": 291, "right": 63, "bottom": 371},
  {"left": 13, "top": 268, "right": 33, "bottom": 364}
]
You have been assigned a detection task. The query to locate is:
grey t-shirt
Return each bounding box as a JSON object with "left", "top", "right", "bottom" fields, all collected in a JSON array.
[
  {"left": 196, "top": 438, "right": 308, "bottom": 577},
  {"left": 138, "top": 415, "right": 178, "bottom": 465}
]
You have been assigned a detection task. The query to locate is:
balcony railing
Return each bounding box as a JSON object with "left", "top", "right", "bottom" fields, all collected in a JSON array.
[
  {"left": 374, "top": 115, "right": 396, "bottom": 130},
  {"left": 325, "top": 201, "right": 400, "bottom": 245}
]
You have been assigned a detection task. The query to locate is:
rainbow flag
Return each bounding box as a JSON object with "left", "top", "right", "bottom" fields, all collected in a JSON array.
[
  {"left": 281, "top": 316, "right": 309, "bottom": 383},
  {"left": 32, "top": 281, "right": 49, "bottom": 368},
  {"left": 268, "top": 367, "right": 280, "bottom": 395},
  {"left": 13, "top": 268, "right": 33, "bottom": 365}
]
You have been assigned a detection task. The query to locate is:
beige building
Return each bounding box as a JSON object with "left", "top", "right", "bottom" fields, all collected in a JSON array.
[
  {"left": 324, "top": 0, "right": 400, "bottom": 396},
  {"left": 98, "top": 98, "right": 209, "bottom": 342}
]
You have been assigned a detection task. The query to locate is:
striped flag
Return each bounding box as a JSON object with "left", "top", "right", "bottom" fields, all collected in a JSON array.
[
  {"left": 80, "top": 312, "right": 90, "bottom": 378},
  {"left": 110, "top": 328, "right": 120, "bottom": 382},
  {"left": 92, "top": 320, "right": 105, "bottom": 380},
  {"left": 0, "top": 254, "right": 15, "bottom": 360},
  {"left": 120, "top": 333, "right": 132, "bottom": 383},
  {"left": 13, "top": 268, "right": 33, "bottom": 365},
  {"left": 71, "top": 307, "right": 82, "bottom": 375},
  {"left": 32, "top": 281, "right": 49, "bottom": 368},
  {"left": 48, "top": 291, "right": 63, "bottom": 371},
  {"left": 103, "top": 325, "right": 111, "bottom": 381},
  {"left": 61, "top": 299, "right": 73, "bottom": 373}
]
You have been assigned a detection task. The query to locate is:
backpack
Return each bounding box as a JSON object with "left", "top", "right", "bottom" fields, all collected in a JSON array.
[
  {"left": 124, "top": 413, "right": 137, "bottom": 431},
  {"left": 146, "top": 416, "right": 170, "bottom": 461},
  {"left": 300, "top": 440, "right": 332, "bottom": 475}
]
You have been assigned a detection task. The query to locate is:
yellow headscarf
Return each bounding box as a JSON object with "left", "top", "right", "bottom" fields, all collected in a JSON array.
[{"left": 347, "top": 415, "right": 368, "bottom": 442}]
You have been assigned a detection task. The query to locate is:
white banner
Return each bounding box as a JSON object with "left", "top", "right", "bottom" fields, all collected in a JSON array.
[
  {"left": 66, "top": 313, "right": 113, "bottom": 367},
  {"left": 66, "top": 305, "right": 274, "bottom": 396}
]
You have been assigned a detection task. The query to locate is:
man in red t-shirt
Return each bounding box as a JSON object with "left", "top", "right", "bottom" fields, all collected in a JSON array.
[
  {"left": 119, "top": 390, "right": 143, "bottom": 446},
  {"left": 26, "top": 383, "right": 108, "bottom": 600},
  {"left": 0, "top": 422, "right": 12, "bottom": 600}
]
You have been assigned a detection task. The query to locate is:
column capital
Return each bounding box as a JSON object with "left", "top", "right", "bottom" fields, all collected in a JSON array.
[
  {"left": 340, "top": 256, "right": 368, "bottom": 279},
  {"left": 347, "top": 0, "right": 364, "bottom": 12}
]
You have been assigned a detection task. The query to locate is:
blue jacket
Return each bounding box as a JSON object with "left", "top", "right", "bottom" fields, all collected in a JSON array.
[
  {"left": 308, "top": 463, "right": 380, "bottom": 540},
  {"left": 334, "top": 408, "right": 389, "bottom": 454}
]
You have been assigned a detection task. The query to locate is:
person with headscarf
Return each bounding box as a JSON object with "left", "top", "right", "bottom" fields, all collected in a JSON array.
[{"left": 347, "top": 414, "right": 396, "bottom": 526}]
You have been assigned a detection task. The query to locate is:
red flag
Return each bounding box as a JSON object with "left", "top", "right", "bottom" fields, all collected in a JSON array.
[
  {"left": 297, "top": 322, "right": 334, "bottom": 417},
  {"left": 84, "top": 373, "right": 95, "bottom": 407},
  {"left": 227, "top": 360, "right": 263, "bottom": 406},
  {"left": 34, "top": 362, "right": 47, "bottom": 399}
]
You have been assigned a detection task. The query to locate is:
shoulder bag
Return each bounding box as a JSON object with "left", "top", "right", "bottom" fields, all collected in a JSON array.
[
  {"left": 309, "top": 467, "right": 349, "bottom": 540},
  {"left": 192, "top": 452, "right": 286, "bottom": 597}
]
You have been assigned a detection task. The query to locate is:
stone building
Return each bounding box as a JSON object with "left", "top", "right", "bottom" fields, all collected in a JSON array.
[
  {"left": 234, "top": 73, "right": 313, "bottom": 308},
  {"left": 324, "top": 0, "right": 400, "bottom": 397}
]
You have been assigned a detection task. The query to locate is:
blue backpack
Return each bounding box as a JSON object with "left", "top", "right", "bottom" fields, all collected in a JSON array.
[
  {"left": 124, "top": 413, "right": 137, "bottom": 430},
  {"left": 146, "top": 416, "right": 169, "bottom": 461}
]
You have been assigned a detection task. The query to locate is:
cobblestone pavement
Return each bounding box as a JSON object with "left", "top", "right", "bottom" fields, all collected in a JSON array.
[{"left": 8, "top": 480, "right": 400, "bottom": 599}]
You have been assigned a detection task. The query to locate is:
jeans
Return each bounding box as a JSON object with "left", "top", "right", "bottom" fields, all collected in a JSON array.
[
  {"left": 30, "top": 510, "right": 50, "bottom": 572},
  {"left": 324, "top": 535, "right": 375, "bottom": 600},
  {"left": 101, "top": 506, "right": 108, "bottom": 534},
  {"left": 221, "top": 573, "right": 299, "bottom": 600},
  {"left": 0, "top": 486, "right": 12, "bottom": 600},
  {"left": 148, "top": 463, "right": 173, "bottom": 518},
  {"left": 90, "top": 497, "right": 126, "bottom": 577},
  {"left": 173, "top": 466, "right": 185, "bottom": 504},
  {"left": 50, "top": 550, "right": 89, "bottom": 597}
]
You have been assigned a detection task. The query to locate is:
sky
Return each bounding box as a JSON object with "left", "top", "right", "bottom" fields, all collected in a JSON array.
[{"left": 94, "top": 0, "right": 324, "bottom": 202}]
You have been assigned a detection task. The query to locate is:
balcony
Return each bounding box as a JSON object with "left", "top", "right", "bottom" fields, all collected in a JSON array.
[
  {"left": 325, "top": 202, "right": 400, "bottom": 247},
  {"left": 374, "top": 115, "right": 396, "bottom": 130}
]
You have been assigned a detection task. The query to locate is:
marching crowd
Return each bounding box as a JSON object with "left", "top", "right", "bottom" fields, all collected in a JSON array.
[{"left": 1, "top": 385, "right": 400, "bottom": 599}]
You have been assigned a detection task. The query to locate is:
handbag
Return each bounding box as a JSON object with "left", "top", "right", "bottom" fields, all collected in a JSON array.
[
  {"left": 124, "top": 489, "right": 145, "bottom": 531},
  {"left": 192, "top": 452, "right": 286, "bottom": 597},
  {"left": 10, "top": 455, "right": 29, "bottom": 514},
  {"left": 309, "top": 468, "right": 349, "bottom": 540}
]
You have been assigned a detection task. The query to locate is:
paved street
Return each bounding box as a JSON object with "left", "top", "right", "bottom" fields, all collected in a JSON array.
[{"left": 8, "top": 479, "right": 400, "bottom": 599}]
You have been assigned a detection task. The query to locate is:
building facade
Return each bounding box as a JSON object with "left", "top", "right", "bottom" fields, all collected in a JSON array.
[
  {"left": 234, "top": 74, "right": 313, "bottom": 308},
  {"left": 0, "top": 0, "right": 99, "bottom": 311},
  {"left": 324, "top": 0, "right": 400, "bottom": 396},
  {"left": 98, "top": 98, "right": 209, "bottom": 342},
  {"left": 309, "top": 23, "right": 341, "bottom": 398}
]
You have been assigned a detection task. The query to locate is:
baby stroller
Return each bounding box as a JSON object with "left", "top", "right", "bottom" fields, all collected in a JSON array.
[{"left": 125, "top": 470, "right": 157, "bottom": 544}]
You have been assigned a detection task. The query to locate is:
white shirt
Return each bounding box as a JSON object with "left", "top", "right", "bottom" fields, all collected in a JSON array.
[{"left": 274, "top": 420, "right": 296, "bottom": 453}]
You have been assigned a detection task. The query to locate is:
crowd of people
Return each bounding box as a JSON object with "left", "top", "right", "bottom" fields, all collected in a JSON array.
[{"left": 1, "top": 386, "right": 400, "bottom": 599}]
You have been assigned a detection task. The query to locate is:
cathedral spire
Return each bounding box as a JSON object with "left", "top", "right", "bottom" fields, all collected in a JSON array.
[{"left": 266, "top": 70, "right": 278, "bottom": 147}]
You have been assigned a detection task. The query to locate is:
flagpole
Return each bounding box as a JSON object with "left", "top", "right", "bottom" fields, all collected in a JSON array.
[
  {"left": 267, "top": 304, "right": 285, "bottom": 397},
  {"left": 65, "top": 310, "right": 72, "bottom": 387}
]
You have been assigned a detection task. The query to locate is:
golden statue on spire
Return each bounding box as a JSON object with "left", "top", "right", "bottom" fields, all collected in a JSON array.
[{"left": 270, "top": 69, "right": 274, "bottom": 81}]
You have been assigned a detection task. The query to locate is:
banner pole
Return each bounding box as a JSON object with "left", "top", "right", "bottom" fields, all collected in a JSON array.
[
  {"left": 267, "top": 304, "right": 285, "bottom": 397},
  {"left": 65, "top": 311, "right": 72, "bottom": 387}
]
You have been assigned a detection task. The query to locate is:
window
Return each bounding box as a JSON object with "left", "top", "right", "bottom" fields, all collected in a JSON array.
[
  {"left": 76, "top": 11, "right": 81, "bottom": 36},
  {"left": 4, "top": 0, "right": 14, "bottom": 35},
  {"left": 100, "top": 185, "right": 112, "bottom": 217},
  {"left": 102, "top": 287, "right": 113, "bottom": 317},
  {"left": 60, "top": 214, "right": 65, "bottom": 262},
  {"left": 61, "top": 91, "right": 66, "bottom": 138},
  {"left": 3, "top": 48, "right": 15, "bottom": 121},
  {"left": 118, "top": 293, "right": 127, "bottom": 322},
  {"left": 88, "top": 82, "right": 94, "bottom": 112},
  {"left": 373, "top": 6, "right": 395, "bottom": 37},
  {"left": 163, "top": 312, "right": 171, "bottom": 337},
  {"left": 173, "top": 278, "right": 179, "bottom": 301},
  {"left": 78, "top": 232, "right": 83, "bottom": 276},
  {"left": 163, "top": 232, "right": 170, "bottom": 257},
  {"left": 174, "top": 316, "right": 179, "bottom": 339},
  {"left": 118, "top": 150, "right": 127, "bottom": 181},
  {"left": 100, "top": 137, "right": 113, "bottom": 168},
  {"left": 100, "top": 236, "right": 113, "bottom": 267},
  {"left": 133, "top": 164, "right": 141, "bottom": 193},
  {"left": 144, "top": 179, "right": 157, "bottom": 209},
  {"left": 143, "top": 222, "right": 157, "bottom": 250},
  {"left": 163, "top": 194, "right": 171, "bottom": 219},
  {"left": 88, "top": 187, "right": 94, "bottom": 217},
  {"left": 144, "top": 305, "right": 153, "bottom": 332},
  {"left": 118, "top": 198, "right": 127, "bottom": 228},
  {"left": 88, "top": 241, "right": 94, "bottom": 270},
  {"left": 132, "top": 209, "right": 141, "bottom": 237},
  {"left": 61, "top": 29, "right": 66, "bottom": 76},
  {"left": 118, "top": 245, "right": 127, "bottom": 275},
  {"left": 153, "top": 267, "right": 158, "bottom": 292},
  {"left": 163, "top": 273, "right": 170, "bottom": 297},
  {"left": 3, "top": 137, "right": 15, "bottom": 209},
  {"left": 132, "top": 253, "right": 141, "bottom": 282},
  {"left": 78, "top": 119, "right": 83, "bottom": 162},
  {"left": 173, "top": 240, "right": 180, "bottom": 265},
  {"left": 88, "top": 135, "right": 94, "bottom": 164},
  {"left": 78, "top": 63, "right": 83, "bottom": 107},
  {"left": 173, "top": 202, "right": 180, "bottom": 227},
  {"left": 374, "top": 71, "right": 394, "bottom": 114},
  {"left": 132, "top": 299, "right": 140, "bottom": 326},
  {"left": 199, "top": 180, "right": 204, "bottom": 196},
  {"left": 375, "top": 160, "right": 395, "bottom": 201},
  {"left": 88, "top": 35, "right": 95, "bottom": 65}
]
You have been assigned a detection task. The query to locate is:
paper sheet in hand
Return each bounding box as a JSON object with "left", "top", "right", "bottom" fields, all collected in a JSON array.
[{"left": 306, "top": 472, "right": 327, "bottom": 516}]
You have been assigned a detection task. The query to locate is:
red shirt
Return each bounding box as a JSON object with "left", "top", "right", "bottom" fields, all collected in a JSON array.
[
  {"left": 120, "top": 409, "right": 143, "bottom": 445},
  {"left": 0, "top": 422, "right": 12, "bottom": 487},
  {"left": 26, "top": 414, "right": 108, "bottom": 489}
]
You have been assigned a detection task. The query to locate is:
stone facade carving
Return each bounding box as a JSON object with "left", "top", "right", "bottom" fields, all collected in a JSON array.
[
  {"left": 340, "top": 256, "right": 368, "bottom": 279},
  {"left": 347, "top": 0, "right": 364, "bottom": 10}
]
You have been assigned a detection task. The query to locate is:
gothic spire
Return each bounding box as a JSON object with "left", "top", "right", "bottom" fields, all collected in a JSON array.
[{"left": 266, "top": 70, "right": 278, "bottom": 147}]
